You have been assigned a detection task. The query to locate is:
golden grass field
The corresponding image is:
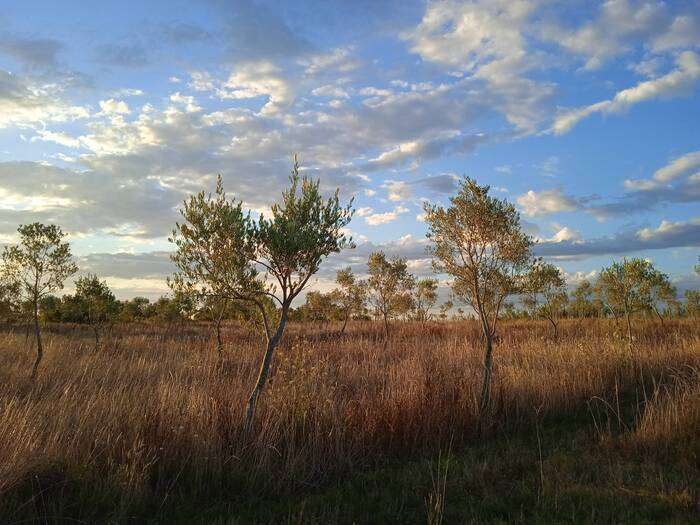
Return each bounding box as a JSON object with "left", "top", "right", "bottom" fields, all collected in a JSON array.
[{"left": 0, "top": 318, "right": 698, "bottom": 523}]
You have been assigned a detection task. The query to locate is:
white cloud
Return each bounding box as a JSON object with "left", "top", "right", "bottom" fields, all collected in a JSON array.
[
  {"left": 553, "top": 51, "right": 700, "bottom": 134},
  {"left": 517, "top": 189, "right": 580, "bottom": 216},
  {"left": 364, "top": 205, "right": 409, "bottom": 226},
  {"left": 220, "top": 61, "right": 293, "bottom": 115},
  {"left": 98, "top": 98, "right": 131, "bottom": 116}
]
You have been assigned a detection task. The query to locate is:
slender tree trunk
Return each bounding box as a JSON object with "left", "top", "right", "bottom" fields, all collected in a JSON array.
[
  {"left": 215, "top": 315, "right": 224, "bottom": 356},
  {"left": 244, "top": 308, "right": 288, "bottom": 433},
  {"left": 31, "top": 299, "right": 43, "bottom": 381},
  {"left": 652, "top": 306, "right": 664, "bottom": 326},
  {"left": 479, "top": 330, "right": 494, "bottom": 418},
  {"left": 382, "top": 311, "right": 389, "bottom": 350},
  {"left": 548, "top": 317, "right": 558, "bottom": 340}
]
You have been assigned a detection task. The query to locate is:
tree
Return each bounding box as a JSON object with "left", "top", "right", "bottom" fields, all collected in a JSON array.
[
  {"left": 300, "top": 290, "right": 339, "bottom": 322},
  {"left": 596, "top": 258, "right": 657, "bottom": 345},
  {"left": 523, "top": 260, "right": 568, "bottom": 339},
  {"left": 424, "top": 178, "right": 531, "bottom": 417},
  {"left": 643, "top": 268, "right": 677, "bottom": 325},
  {"left": 74, "top": 274, "right": 119, "bottom": 349},
  {"left": 0, "top": 223, "right": 77, "bottom": 379},
  {"left": 0, "top": 279, "right": 20, "bottom": 323},
  {"left": 333, "top": 267, "right": 366, "bottom": 335},
  {"left": 685, "top": 290, "right": 700, "bottom": 318},
  {"left": 412, "top": 278, "right": 439, "bottom": 327},
  {"left": 438, "top": 299, "right": 453, "bottom": 321},
  {"left": 366, "top": 251, "right": 414, "bottom": 342},
  {"left": 569, "top": 280, "right": 599, "bottom": 318},
  {"left": 170, "top": 157, "right": 354, "bottom": 432}
]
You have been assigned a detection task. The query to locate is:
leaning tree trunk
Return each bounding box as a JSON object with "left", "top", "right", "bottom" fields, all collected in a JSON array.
[
  {"left": 244, "top": 309, "right": 288, "bottom": 433},
  {"left": 479, "top": 331, "right": 494, "bottom": 419},
  {"left": 31, "top": 300, "right": 43, "bottom": 381},
  {"left": 652, "top": 306, "right": 665, "bottom": 327},
  {"left": 215, "top": 313, "right": 224, "bottom": 356},
  {"left": 548, "top": 317, "right": 558, "bottom": 340},
  {"left": 93, "top": 324, "right": 100, "bottom": 351},
  {"left": 625, "top": 310, "right": 633, "bottom": 347},
  {"left": 340, "top": 309, "right": 349, "bottom": 335}
]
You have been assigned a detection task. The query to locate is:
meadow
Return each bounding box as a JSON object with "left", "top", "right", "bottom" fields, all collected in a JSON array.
[{"left": 0, "top": 318, "right": 698, "bottom": 523}]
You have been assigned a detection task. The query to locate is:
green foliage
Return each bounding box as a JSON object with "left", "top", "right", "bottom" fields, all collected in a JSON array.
[
  {"left": 250, "top": 157, "right": 354, "bottom": 308},
  {"left": 0, "top": 222, "right": 78, "bottom": 307},
  {"left": 523, "top": 260, "right": 567, "bottom": 328},
  {"left": 424, "top": 178, "right": 531, "bottom": 337},
  {"left": 169, "top": 174, "right": 258, "bottom": 307},
  {"left": 170, "top": 158, "right": 354, "bottom": 328},
  {"left": 333, "top": 267, "right": 367, "bottom": 320},
  {"left": 596, "top": 258, "right": 673, "bottom": 319},
  {"left": 413, "top": 278, "right": 439, "bottom": 324},
  {"left": 74, "top": 274, "right": 120, "bottom": 325},
  {"left": 685, "top": 290, "right": 700, "bottom": 317},
  {"left": 366, "top": 251, "right": 414, "bottom": 326},
  {"left": 569, "top": 280, "right": 600, "bottom": 318}
]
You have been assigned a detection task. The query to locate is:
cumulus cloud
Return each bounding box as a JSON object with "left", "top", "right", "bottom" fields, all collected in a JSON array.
[
  {"left": 364, "top": 206, "right": 409, "bottom": 226},
  {"left": 517, "top": 189, "right": 581, "bottom": 216}
]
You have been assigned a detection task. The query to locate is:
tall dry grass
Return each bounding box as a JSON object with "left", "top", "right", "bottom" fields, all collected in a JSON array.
[{"left": 0, "top": 318, "right": 697, "bottom": 518}]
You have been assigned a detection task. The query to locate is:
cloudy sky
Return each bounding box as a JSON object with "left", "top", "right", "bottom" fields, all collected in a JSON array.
[{"left": 0, "top": 0, "right": 699, "bottom": 300}]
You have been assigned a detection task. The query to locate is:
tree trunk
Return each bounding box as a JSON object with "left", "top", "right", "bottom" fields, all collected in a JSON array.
[
  {"left": 244, "top": 308, "right": 288, "bottom": 433},
  {"left": 479, "top": 332, "right": 494, "bottom": 418},
  {"left": 340, "top": 309, "right": 349, "bottom": 335},
  {"left": 31, "top": 300, "right": 43, "bottom": 381},
  {"left": 382, "top": 312, "right": 389, "bottom": 350},
  {"left": 215, "top": 315, "right": 224, "bottom": 356},
  {"left": 652, "top": 306, "right": 664, "bottom": 326},
  {"left": 548, "top": 317, "right": 558, "bottom": 340}
]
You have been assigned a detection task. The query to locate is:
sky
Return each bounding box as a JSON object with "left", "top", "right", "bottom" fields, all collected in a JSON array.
[{"left": 0, "top": 0, "right": 698, "bottom": 302}]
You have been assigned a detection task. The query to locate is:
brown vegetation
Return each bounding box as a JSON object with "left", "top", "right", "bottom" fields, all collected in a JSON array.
[{"left": 0, "top": 318, "right": 697, "bottom": 521}]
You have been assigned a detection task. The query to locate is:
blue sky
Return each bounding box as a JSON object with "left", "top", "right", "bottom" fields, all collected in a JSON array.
[{"left": 0, "top": 0, "right": 698, "bottom": 299}]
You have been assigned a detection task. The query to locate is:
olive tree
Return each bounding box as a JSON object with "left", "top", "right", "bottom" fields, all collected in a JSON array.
[
  {"left": 332, "top": 267, "right": 366, "bottom": 335},
  {"left": 170, "top": 158, "right": 353, "bottom": 432},
  {"left": 643, "top": 268, "right": 677, "bottom": 324},
  {"left": 596, "top": 258, "right": 657, "bottom": 345},
  {"left": 366, "top": 251, "right": 414, "bottom": 342},
  {"left": 424, "top": 178, "right": 531, "bottom": 417},
  {"left": 523, "top": 260, "right": 567, "bottom": 339},
  {"left": 74, "top": 274, "right": 119, "bottom": 349},
  {"left": 412, "top": 278, "right": 439, "bottom": 327},
  {"left": 569, "top": 280, "right": 599, "bottom": 318},
  {"left": 169, "top": 174, "right": 259, "bottom": 350},
  {"left": 0, "top": 223, "right": 77, "bottom": 379}
]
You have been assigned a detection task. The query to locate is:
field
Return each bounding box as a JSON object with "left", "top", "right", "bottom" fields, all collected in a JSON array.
[{"left": 0, "top": 319, "right": 698, "bottom": 523}]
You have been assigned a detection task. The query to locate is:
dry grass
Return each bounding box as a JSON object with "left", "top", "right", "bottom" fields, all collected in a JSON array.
[{"left": 0, "top": 318, "right": 698, "bottom": 521}]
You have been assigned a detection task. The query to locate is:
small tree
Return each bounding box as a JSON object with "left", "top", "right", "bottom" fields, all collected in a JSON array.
[
  {"left": 74, "top": 274, "right": 119, "bottom": 349},
  {"left": 170, "top": 157, "right": 354, "bottom": 432},
  {"left": 169, "top": 173, "right": 264, "bottom": 356},
  {"left": 523, "top": 260, "right": 567, "bottom": 339},
  {"left": 424, "top": 178, "right": 531, "bottom": 417},
  {"left": 569, "top": 280, "right": 599, "bottom": 318},
  {"left": 643, "top": 268, "right": 677, "bottom": 325},
  {"left": 596, "top": 258, "right": 656, "bottom": 345},
  {"left": 0, "top": 223, "right": 77, "bottom": 379},
  {"left": 685, "top": 290, "right": 700, "bottom": 318},
  {"left": 366, "top": 251, "right": 414, "bottom": 342},
  {"left": 438, "top": 299, "right": 453, "bottom": 321},
  {"left": 333, "top": 267, "right": 366, "bottom": 335},
  {"left": 413, "top": 278, "right": 439, "bottom": 327}
]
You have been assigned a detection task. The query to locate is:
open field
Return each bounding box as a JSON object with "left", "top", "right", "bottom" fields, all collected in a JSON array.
[{"left": 0, "top": 319, "right": 698, "bottom": 523}]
